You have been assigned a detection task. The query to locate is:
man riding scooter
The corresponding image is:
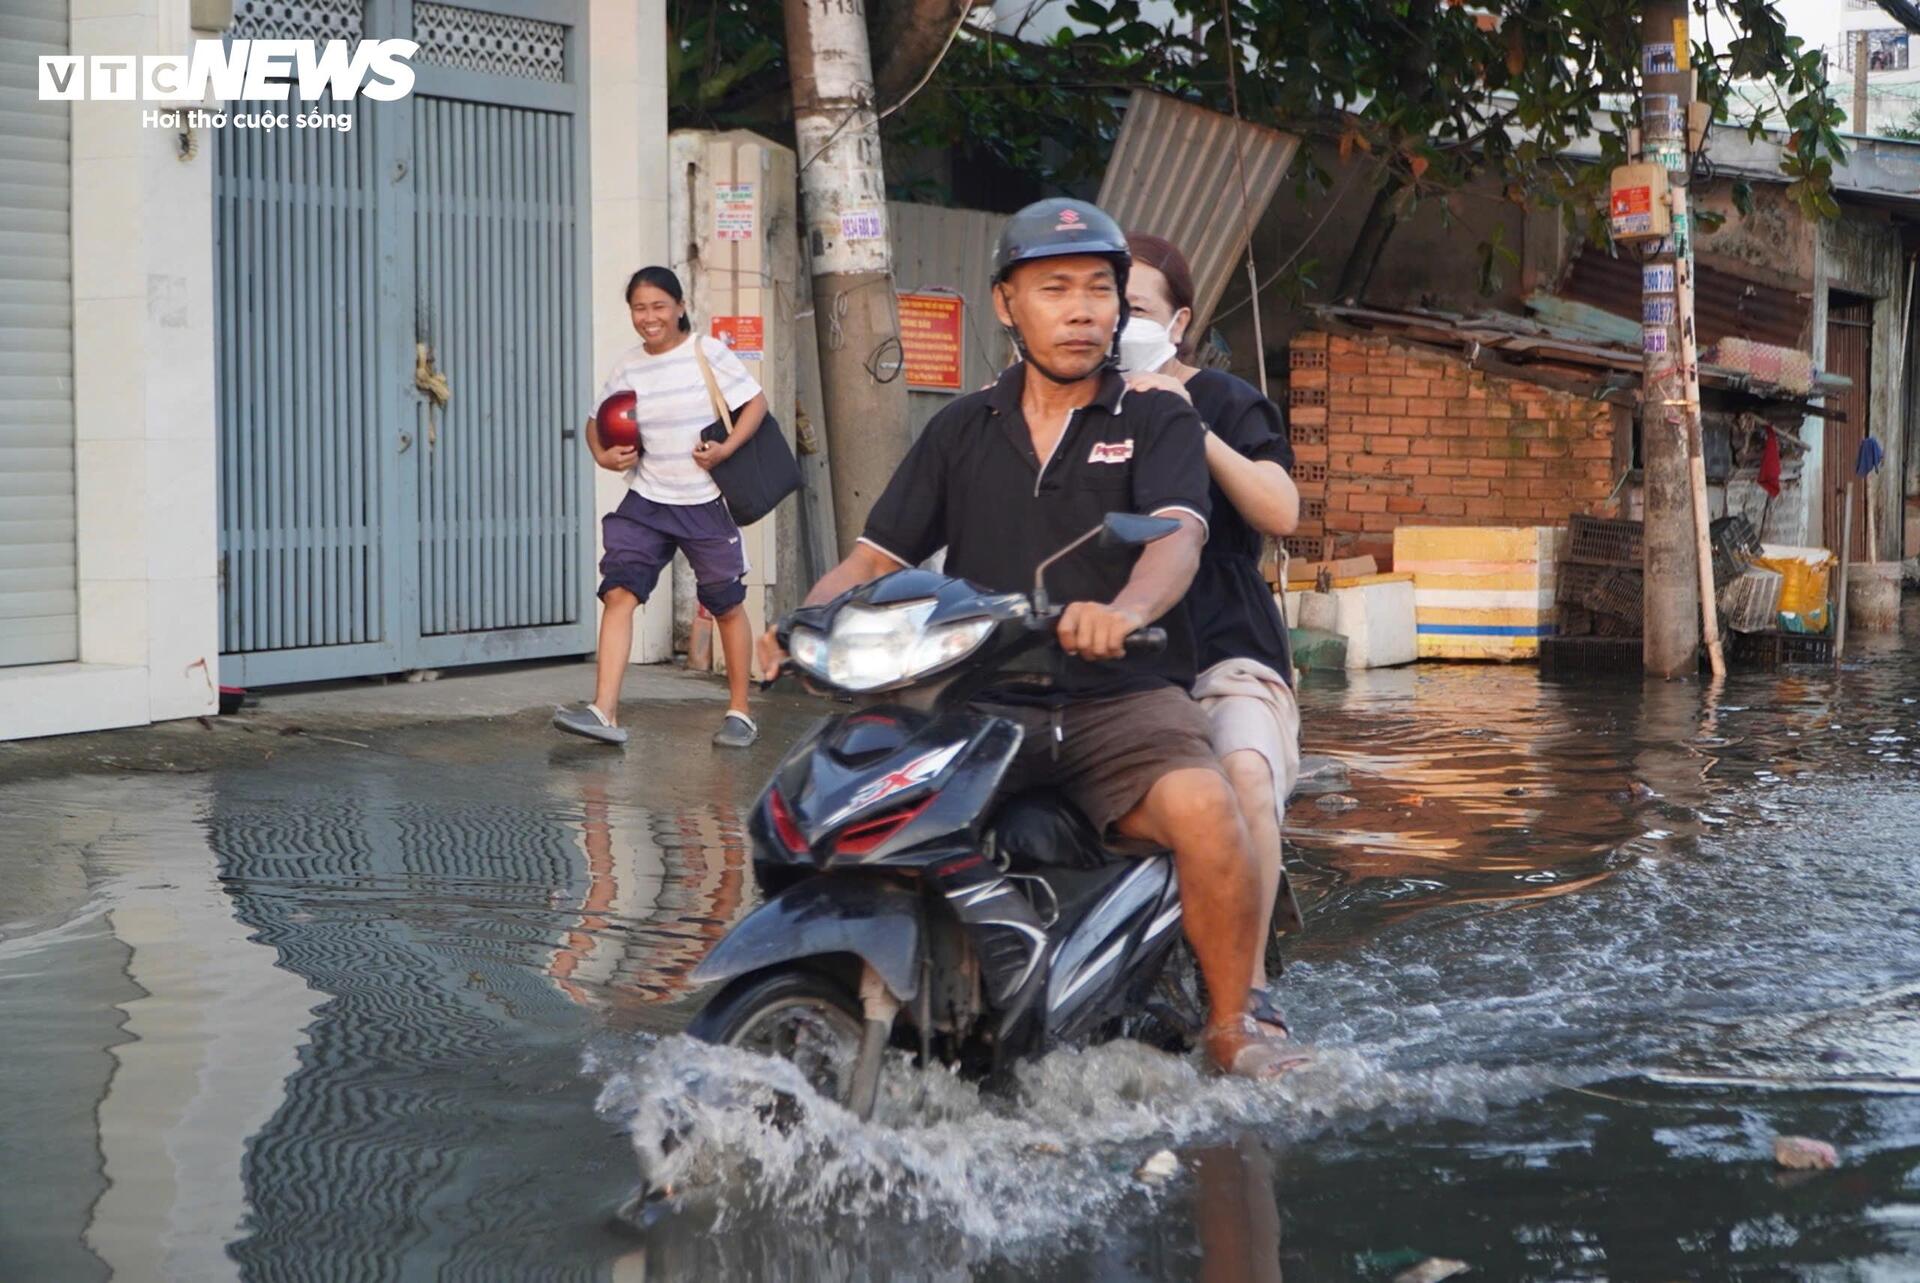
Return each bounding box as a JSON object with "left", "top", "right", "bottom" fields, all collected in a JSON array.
[{"left": 758, "top": 198, "right": 1303, "bottom": 1078}]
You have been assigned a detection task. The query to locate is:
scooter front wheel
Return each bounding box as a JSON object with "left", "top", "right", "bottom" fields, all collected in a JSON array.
[{"left": 686, "top": 968, "right": 866, "bottom": 1110}]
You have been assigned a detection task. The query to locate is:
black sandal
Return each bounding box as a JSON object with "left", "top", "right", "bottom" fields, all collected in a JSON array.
[{"left": 1248, "top": 988, "right": 1290, "bottom": 1038}]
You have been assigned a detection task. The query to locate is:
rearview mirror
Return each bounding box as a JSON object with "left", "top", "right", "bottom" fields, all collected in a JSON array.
[{"left": 1097, "top": 512, "right": 1181, "bottom": 550}]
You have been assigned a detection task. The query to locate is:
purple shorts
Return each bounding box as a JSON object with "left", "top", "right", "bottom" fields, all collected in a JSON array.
[{"left": 598, "top": 491, "right": 748, "bottom": 615}]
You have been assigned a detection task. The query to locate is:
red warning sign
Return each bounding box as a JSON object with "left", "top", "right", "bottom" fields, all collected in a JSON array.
[
  {"left": 710, "top": 315, "right": 764, "bottom": 361},
  {"left": 898, "top": 293, "right": 964, "bottom": 391}
]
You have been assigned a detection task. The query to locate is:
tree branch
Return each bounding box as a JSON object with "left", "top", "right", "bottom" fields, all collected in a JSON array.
[{"left": 873, "top": 0, "right": 988, "bottom": 107}]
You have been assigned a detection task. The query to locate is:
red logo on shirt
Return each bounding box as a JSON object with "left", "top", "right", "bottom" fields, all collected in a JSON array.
[{"left": 1088, "top": 440, "right": 1135, "bottom": 464}]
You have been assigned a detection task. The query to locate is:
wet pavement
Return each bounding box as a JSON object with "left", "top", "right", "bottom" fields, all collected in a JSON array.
[{"left": 4, "top": 620, "right": 1920, "bottom": 1281}]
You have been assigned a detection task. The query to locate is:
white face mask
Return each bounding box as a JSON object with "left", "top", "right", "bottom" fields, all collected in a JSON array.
[{"left": 1118, "top": 315, "right": 1178, "bottom": 374}]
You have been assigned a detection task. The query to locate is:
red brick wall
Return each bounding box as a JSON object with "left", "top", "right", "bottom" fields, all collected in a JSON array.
[{"left": 1284, "top": 331, "right": 1617, "bottom": 567}]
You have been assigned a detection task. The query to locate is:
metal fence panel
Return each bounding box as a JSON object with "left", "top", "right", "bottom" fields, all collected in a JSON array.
[
  {"left": 887, "top": 202, "right": 1010, "bottom": 440},
  {"left": 217, "top": 91, "right": 384, "bottom": 656},
  {"left": 413, "top": 99, "right": 582, "bottom": 637},
  {"left": 216, "top": 0, "right": 591, "bottom": 682}
]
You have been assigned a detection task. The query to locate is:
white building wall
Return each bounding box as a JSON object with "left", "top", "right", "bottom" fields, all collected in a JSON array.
[
  {"left": 2, "top": 0, "right": 674, "bottom": 740},
  {"left": 1714, "top": 0, "right": 1920, "bottom": 134},
  {"left": 0, "top": 0, "right": 220, "bottom": 742},
  {"left": 589, "top": 0, "right": 674, "bottom": 664}
]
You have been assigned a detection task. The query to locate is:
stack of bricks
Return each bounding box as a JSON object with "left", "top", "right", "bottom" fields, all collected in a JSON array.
[{"left": 1284, "top": 331, "right": 1617, "bottom": 568}]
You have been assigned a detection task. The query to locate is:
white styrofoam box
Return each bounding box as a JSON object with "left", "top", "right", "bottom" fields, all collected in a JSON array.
[
  {"left": 1295, "top": 590, "right": 1337, "bottom": 634},
  {"left": 1298, "top": 575, "right": 1418, "bottom": 669}
]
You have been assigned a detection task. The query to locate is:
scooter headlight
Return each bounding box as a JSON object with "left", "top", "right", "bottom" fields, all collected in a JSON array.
[
  {"left": 801, "top": 600, "right": 994, "bottom": 692},
  {"left": 788, "top": 625, "right": 830, "bottom": 679}
]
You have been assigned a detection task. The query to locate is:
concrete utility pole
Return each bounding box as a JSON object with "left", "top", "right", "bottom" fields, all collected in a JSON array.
[
  {"left": 1638, "top": 2, "right": 1704, "bottom": 678},
  {"left": 785, "top": 0, "right": 913, "bottom": 557},
  {"left": 1854, "top": 31, "right": 1870, "bottom": 133}
]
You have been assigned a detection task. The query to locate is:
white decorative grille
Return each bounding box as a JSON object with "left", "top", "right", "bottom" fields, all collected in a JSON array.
[
  {"left": 413, "top": 3, "right": 567, "bottom": 83},
  {"left": 230, "top": 0, "right": 364, "bottom": 42}
]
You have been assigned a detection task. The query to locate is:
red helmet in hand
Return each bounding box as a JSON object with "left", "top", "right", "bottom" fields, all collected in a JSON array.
[{"left": 596, "top": 390, "right": 639, "bottom": 449}]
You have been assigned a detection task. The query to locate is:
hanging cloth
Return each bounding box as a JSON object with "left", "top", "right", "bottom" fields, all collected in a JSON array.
[
  {"left": 1758, "top": 426, "right": 1782, "bottom": 498},
  {"left": 1856, "top": 434, "right": 1885, "bottom": 478}
]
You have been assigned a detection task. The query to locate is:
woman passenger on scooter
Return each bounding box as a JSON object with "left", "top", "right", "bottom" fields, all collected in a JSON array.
[{"left": 1119, "top": 234, "right": 1303, "bottom": 1039}]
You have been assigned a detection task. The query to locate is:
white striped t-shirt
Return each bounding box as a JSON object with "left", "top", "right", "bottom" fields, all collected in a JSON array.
[{"left": 598, "top": 334, "right": 762, "bottom": 506}]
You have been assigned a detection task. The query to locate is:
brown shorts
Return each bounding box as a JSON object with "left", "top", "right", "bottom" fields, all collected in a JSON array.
[{"left": 985, "top": 685, "right": 1225, "bottom": 840}]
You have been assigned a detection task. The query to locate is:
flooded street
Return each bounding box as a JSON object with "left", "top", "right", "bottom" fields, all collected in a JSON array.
[{"left": 5, "top": 623, "right": 1920, "bottom": 1281}]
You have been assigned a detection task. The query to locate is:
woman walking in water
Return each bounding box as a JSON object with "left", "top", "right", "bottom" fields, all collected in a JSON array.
[{"left": 555, "top": 266, "right": 769, "bottom": 749}]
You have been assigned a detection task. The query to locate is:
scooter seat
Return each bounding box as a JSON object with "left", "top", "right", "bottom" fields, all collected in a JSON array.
[{"left": 989, "top": 790, "right": 1117, "bottom": 872}]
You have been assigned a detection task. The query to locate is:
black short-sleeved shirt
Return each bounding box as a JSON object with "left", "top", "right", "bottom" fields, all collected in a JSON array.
[
  {"left": 861, "top": 363, "right": 1211, "bottom": 698},
  {"left": 1183, "top": 369, "right": 1296, "bottom": 681}
]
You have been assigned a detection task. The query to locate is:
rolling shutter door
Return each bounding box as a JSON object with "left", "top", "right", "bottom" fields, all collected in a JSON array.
[{"left": 0, "top": 0, "right": 78, "bottom": 666}]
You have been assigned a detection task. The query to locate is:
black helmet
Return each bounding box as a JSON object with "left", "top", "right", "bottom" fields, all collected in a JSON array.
[
  {"left": 992, "top": 198, "right": 1131, "bottom": 379},
  {"left": 991, "top": 198, "right": 1131, "bottom": 292}
]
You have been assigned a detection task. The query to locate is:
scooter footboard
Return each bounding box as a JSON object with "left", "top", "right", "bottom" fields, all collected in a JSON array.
[{"left": 689, "top": 876, "right": 924, "bottom": 1001}]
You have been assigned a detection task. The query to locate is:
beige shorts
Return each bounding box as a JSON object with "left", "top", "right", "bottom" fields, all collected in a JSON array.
[
  {"left": 1194, "top": 659, "right": 1301, "bottom": 821},
  {"left": 1194, "top": 658, "right": 1305, "bottom": 932}
]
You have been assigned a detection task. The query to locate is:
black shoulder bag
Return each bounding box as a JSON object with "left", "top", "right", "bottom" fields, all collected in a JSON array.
[{"left": 694, "top": 340, "right": 801, "bottom": 527}]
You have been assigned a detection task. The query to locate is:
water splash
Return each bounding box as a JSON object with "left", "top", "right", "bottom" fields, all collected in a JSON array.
[{"left": 589, "top": 1032, "right": 1568, "bottom": 1254}]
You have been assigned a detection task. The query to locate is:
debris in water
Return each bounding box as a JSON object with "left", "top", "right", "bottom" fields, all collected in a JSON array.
[
  {"left": 1294, "top": 755, "right": 1351, "bottom": 793},
  {"left": 1025, "top": 1141, "right": 1065, "bottom": 1157},
  {"left": 1316, "top": 793, "right": 1359, "bottom": 814},
  {"left": 1773, "top": 1136, "right": 1839, "bottom": 1170},
  {"left": 1134, "top": 1149, "right": 1179, "bottom": 1184},
  {"left": 1393, "top": 1259, "right": 1471, "bottom": 1283}
]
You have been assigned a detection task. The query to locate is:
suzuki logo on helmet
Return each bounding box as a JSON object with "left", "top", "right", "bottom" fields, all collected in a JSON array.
[{"left": 1054, "top": 209, "right": 1082, "bottom": 230}]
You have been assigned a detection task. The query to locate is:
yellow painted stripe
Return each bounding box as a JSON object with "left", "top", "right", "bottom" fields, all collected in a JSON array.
[
  {"left": 1327, "top": 572, "right": 1417, "bottom": 588},
  {"left": 1393, "top": 526, "right": 1559, "bottom": 563},
  {"left": 1400, "top": 567, "right": 1554, "bottom": 592}
]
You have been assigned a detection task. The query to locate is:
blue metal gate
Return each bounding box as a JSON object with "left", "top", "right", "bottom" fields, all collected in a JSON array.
[{"left": 216, "top": 0, "right": 593, "bottom": 685}]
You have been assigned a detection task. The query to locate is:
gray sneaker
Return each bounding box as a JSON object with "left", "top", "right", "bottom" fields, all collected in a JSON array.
[
  {"left": 553, "top": 703, "right": 628, "bottom": 745},
  {"left": 712, "top": 710, "right": 757, "bottom": 748}
]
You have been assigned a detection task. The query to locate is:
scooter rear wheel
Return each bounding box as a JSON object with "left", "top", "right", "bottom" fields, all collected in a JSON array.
[{"left": 686, "top": 968, "right": 865, "bottom": 1107}]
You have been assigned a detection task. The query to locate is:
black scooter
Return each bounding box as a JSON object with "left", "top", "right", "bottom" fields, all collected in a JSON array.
[{"left": 684, "top": 513, "right": 1204, "bottom": 1121}]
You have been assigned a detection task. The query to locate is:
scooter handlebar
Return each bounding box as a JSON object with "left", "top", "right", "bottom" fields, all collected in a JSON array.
[{"left": 1123, "top": 627, "right": 1167, "bottom": 654}]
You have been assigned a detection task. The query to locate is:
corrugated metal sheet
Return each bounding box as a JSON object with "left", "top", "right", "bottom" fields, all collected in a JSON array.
[
  {"left": 1097, "top": 91, "right": 1299, "bottom": 334},
  {"left": 887, "top": 201, "right": 1011, "bottom": 440},
  {"left": 1559, "top": 248, "right": 1810, "bottom": 350},
  {"left": 1316, "top": 303, "right": 1847, "bottom": 406},
  {"left": 0, "top": 0, "right": 79, "bottom": 667}
]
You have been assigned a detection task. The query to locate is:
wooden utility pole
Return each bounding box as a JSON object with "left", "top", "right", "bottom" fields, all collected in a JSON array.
[
  {"left": 785, "top": 0, "right": 913, "bottom": 557},
  {"left": 1639, "top": 2, "right": 1707, "bottom": 678}
]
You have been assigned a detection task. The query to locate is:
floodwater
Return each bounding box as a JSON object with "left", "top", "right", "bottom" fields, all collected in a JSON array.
[{"left": 4, "top": 619, "right": 1920, "bottom": 1282}]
